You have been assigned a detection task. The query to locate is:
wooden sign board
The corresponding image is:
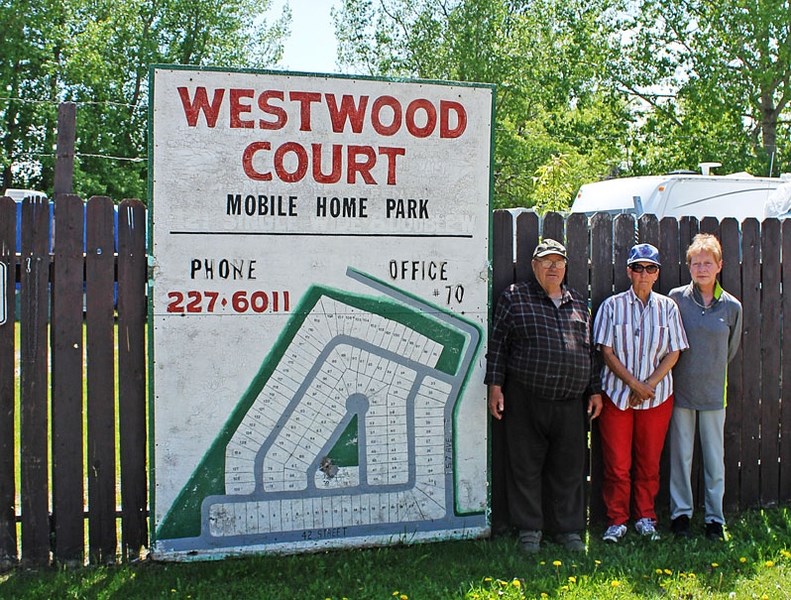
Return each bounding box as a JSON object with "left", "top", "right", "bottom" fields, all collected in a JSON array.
[{"left": 149, "top": 66, "right": 494, "bottom": 559}]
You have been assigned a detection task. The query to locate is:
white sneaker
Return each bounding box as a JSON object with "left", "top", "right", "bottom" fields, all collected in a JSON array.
[
  {"left": 635, "top": 518, "right": 660, "bottom": 540},
  {"left": 602, "top": 524, "right": 627, "bottom": 543}
]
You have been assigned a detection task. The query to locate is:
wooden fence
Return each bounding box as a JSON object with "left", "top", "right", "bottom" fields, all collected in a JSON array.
[
  {"left": 490, "top": 209, "right": 791, "bottom": 531},
  {"left": 0, "top": 195, "right": 147, "bottom": 566},
  {"left": 1, "top": 198, "right": 789, "bottom": 565}
]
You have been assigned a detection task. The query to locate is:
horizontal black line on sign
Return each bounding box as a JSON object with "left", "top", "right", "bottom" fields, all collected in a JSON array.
[{"left": 169, "top": 231, "right": 474, "bottom": 238}]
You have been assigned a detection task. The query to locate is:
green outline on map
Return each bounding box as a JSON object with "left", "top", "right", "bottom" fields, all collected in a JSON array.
[{"left": 157, "top": 283, "right": 469, "bottom": 541}]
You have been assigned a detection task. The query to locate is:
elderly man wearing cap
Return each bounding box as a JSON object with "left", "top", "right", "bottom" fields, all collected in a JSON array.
[
  {"left": 486, "top": 238, "right": 602, "bottom": 553},
  {"left": 593, "top": 243, "right": 688, "bottom": 543}
]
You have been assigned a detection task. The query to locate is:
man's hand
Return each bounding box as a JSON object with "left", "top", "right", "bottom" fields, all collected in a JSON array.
[
  {"left": 488, "top": 385, "right": 505, "bottom": 420},
  {"left": 587, "top": 393, "right": 603, "bottom": 420}
]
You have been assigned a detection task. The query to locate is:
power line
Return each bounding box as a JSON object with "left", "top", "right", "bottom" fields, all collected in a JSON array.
[{"left": 0, "top": 96, "right": 144, "bottom": 109}]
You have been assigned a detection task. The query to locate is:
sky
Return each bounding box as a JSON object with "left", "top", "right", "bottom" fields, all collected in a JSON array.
[{"left": 271, "top": 0, "right": 343, "bottom": 74}]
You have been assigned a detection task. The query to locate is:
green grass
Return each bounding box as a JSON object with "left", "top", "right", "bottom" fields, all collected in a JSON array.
[{"left": 0, "top": 506, "right": 788, "bottom": 599}]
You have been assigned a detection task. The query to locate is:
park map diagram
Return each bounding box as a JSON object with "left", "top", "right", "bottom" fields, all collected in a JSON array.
[{"left": 154, "top": 269, "right": 484, "bottom": 554}]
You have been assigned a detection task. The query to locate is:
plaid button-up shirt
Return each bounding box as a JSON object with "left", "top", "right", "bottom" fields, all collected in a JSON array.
[{"left": 485, "top": 279, "right": 601, "bottom": 400}]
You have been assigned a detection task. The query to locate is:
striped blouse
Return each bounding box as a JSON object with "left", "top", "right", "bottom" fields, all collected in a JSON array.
[{"left": 593, "top": 288, "right": 688, "bottom": 410}]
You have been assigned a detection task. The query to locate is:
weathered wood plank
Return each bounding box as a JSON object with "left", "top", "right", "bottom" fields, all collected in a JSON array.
[
  {"left": 0, "top": 196, "right": 17, "bottom": 561},
  {"left": 658, "top": 218, "right": 680, "bottom": 296},
  {"left": 589, "top": 213, "right": 614, "bottom": 522},
  {"left": 515, "top": 211, "right": 539, "bottom": 283},
  {"left": 739, "top": 219, "right": 761, "bottom": 508},
  {"left": 542, "top": 212, "right": 564, "bottom": 245},
  {"left": 720, "top": 218, "right": 743, "bottom": 512},
  {"left": 565, "top": 213, "right": 588, "bottom": 298},
  {"left": 51, "top": 194, "right": 85, "bottom": 563},
  {"left": 491, "top": 210, "right": 514, "bottom": 301},
  {"left": 760, "top": 219, "right": 781, "bottom": 505},
  {"left": 19, "top": 197, "right": 51, "bottom": 564},
  {"left": 781, "top": 219, "right": 791, "bottom": 502},
  {"left": 86, "top": 196, "right": 117, "bottom": 563},
  {"left": 613, "top": 215, "right": 634, "bottom": 294},
  {"left": 117, "top": 200, "right": 148, "bottom": 558}
]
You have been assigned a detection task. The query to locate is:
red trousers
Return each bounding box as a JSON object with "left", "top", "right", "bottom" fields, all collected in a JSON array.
[{"left": 599, "top": 393, "right": 673, "bottom": 526}]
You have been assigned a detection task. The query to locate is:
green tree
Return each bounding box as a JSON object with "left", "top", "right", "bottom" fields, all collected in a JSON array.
[
  {"left": 0, "top": 0, "right": 290, "bottom": 201},
  {"left": 334, "top": 0, "right": 630, "bottom": 209},
  {"left": 611, "top": 0, "right": 791, "bottom": 176}
]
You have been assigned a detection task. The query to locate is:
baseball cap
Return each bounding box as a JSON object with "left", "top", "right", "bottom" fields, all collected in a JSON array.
[
  {"left": 627, "top": 243, "right": 661, "bottom": 266},
  {"left": 533, "top": 239, "right": 567, "bottom": 259}
]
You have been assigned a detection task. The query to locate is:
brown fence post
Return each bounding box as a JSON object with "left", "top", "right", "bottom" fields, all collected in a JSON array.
[
  {"left": 489, "top": 210, "right": 514, "bottom": 534},
  {"left": 720, "top": 217, "right": 743, "bottom": 512},
  {"left": 51, "top": 194, "right": 86, "bottom": 563},
  {"left": 86, "top": 196, "right": 117, "bottom": 563},
  {"left": 19, "top": 197, "right": 51, "bottom": 565},
  {"left": 117, "top": 199, "right": 148, "bottom": 558},
  {"left": 740, "top": 219, "right": 761, "bottom": 508},
  {"left": 760, "top": 219, "right": 781, "bottom": 505},
  {"left": 0, "top": 196, "right": 17, "bottom": 563},
  {"left": 782, "top": 220, "right": 791, "bottom": 503}
]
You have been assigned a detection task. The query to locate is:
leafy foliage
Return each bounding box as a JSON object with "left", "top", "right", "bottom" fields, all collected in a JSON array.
[
  {"left": 335, "top": 0, "right": 630, "bottom": 209},
  {"left": 609, "top": 0, "right": 791, "bottom": 177},
  {"left": 0, "top": 0, "right": 290, "bottom": 201}
]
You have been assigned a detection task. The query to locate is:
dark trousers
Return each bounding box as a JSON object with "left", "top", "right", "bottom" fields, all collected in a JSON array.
[{"left": 503, "top": 379, "right": 586, "bottom": 533}]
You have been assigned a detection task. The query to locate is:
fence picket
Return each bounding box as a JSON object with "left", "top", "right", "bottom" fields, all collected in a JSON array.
[
  {"left": 117, "top": 200, "right": 148, "bottom": 558},
  {"left": 19, "top": 197, "right": 51, "bottom": 564},
  {"left": 781, "top": 220, "right": 791, "bottom": 502},
  {"left": 760, "top": 220, "right": 781, "bottom": 505},
  {"left": 51, "top": 194, "right": 86, "bottom": 563},
  {"left": 85, "top": 196, "right": 117, "bottom": 563},
  {"left": 739, "top": 220, "right": 761, "bottom": 508},
  {"left": 0, "top": 197, "right": 17, "bottom": 562},
  {"left": 720, "top": 218, "right": 743, "bottom": 512}
]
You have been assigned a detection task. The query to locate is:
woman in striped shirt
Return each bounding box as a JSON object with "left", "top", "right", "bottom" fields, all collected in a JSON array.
[{"left": 593, "top": 243, "right": 689, "bottom": 543}]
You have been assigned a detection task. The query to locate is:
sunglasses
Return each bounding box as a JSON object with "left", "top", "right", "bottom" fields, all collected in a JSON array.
[{"left": 629, "top": 264, "right": 659, "bottom": 274}]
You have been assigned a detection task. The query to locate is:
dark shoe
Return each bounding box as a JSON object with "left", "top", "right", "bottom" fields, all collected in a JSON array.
[
  {"left": 519, "top": 530, "right": 542, "bottom": 553},
  {"left": 705, "top": 521, "right": 724, "bottom": 541},
  {"left": 671, "top": 515, "right": 691, "bottom": 538},
  {"left": 554, "top": 532, "right": 586, "bottom": 552}
]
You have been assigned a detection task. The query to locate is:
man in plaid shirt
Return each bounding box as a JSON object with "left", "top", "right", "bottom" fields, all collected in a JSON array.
[{"left": 486, "top": 239, "right": 602, "bottom": 553}]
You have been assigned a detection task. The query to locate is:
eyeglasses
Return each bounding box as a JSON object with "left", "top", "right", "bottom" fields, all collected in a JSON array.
[
  {"left": 536, "top": 259, "right": 567, "bottom": 269},
  {"left": 629, "top": 264, "right": 659, "bottom": 274}
]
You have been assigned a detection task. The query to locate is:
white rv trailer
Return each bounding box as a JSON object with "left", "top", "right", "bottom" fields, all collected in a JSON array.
[{"left": 570, "top": 173, "right": 785, "bottom": 221}]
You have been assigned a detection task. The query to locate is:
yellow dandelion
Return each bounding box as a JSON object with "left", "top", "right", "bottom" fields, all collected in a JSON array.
[
  {"left": 761, "top": 596, "right": 769, "bottom": 600},
  {"left": 739, "top": 557, "right": 747, "bottom": 563},
  {"left": 540, "top": 561, "right": 546, "bottom": 565},
  {"left": 568, "top": 576, "right": 577, "bottom": 583},
  {"left": 781, "top": 550, "right": 791, "bottom": 558},
  {"left": 512, "top": 579, "right": 521, "bottom": 588},
  {"left": 711, "top": 563, "right": 719, "bottom": 568},
  {"left": 484, "top": 577, "right": 492, "bottom": 582},
  {"left": 611, "top": 580, "right": 621, "bottom": 587},
  {"left": 655, "top": 569, "right": 663, "bottom": 575},
  {"left": 594, "top": 559, "right": 602, "bottom": 566},
  {"left": 765, "top": 560, "right": 775, "bottom": 567},
  {"left": 541, "top": 594, "right": 549, "bottom": 599},
  {"left": 553, "top": 560, "right": 562, "bottom": 567},
  {"left": 688, "top": 573, "right": 697, "bottom": 579},
  {"left": 663, "top": 569, "right": 672, "bottom": 575},
  {"left": 400, "top": 595, "right": 408, "bottom": 600},
  {"left": 679, "top": 573, "right": 687, "bottom": 579}
]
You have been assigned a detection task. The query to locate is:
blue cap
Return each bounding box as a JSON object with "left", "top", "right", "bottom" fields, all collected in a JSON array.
[{"left": 627, "top": 243, "right": 661, "bottom": 266}]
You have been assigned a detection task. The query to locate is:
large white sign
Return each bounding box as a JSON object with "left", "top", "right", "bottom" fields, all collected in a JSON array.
[{"left": 150, "top": 66, "right": 493, "bottom": 559}]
